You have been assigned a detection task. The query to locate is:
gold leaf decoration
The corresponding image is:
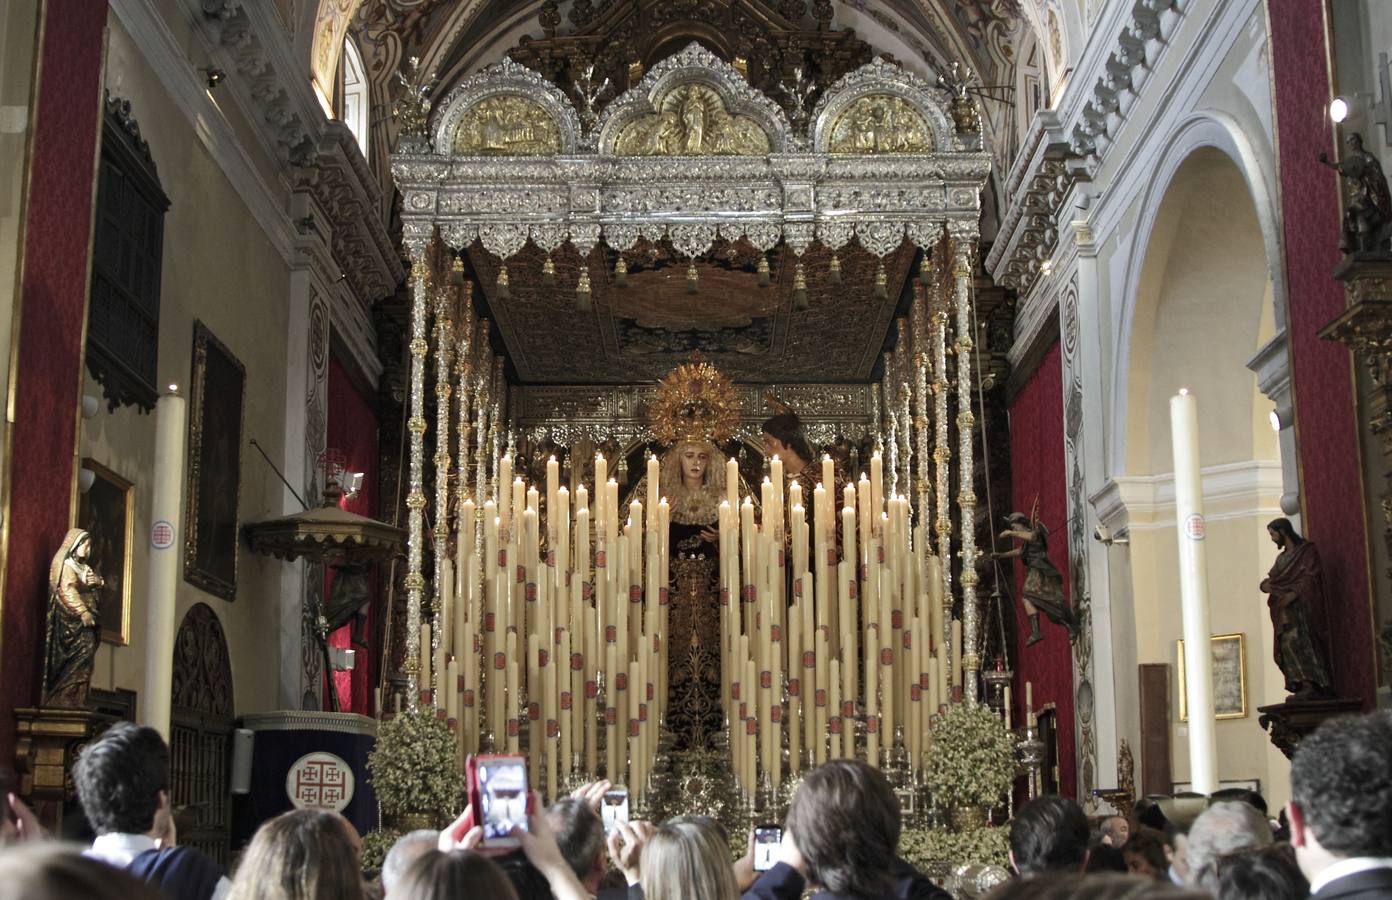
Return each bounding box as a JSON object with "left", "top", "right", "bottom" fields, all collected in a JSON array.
[
  {"left": 616, "top": 83, "right": 770, "bottom": 156},
  {"left": 828, "top": 95, "right": 933, "bottom": 154},
  {"left": 452, "top": 94, "right": 560, "bottom": 155},
  {"left": 649, "top": 352, "right": 741, "bottom": 446}
]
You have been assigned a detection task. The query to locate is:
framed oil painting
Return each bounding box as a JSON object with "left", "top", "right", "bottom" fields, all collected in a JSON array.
[
  {"left": 1177, "top": 632, "right": 1248, "bottom": 720},
  {"left": 184, "top": 321, "right": 245, "bottom": 600},
  {"left": 78, "top": 459, "right": 133, "bottom": 645}
]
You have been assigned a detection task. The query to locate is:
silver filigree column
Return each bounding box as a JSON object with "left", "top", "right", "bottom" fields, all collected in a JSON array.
[
  {"left": 882, "top": 352, "right": 898, "bottom": 498},
  {"left": 932, "top": 270, "right": 953, "bottom": 667},
  {"left": 911, "top": 291, "right": 932, "bottom": 541},
  {"left": 432, "top": 275, "right": 456, "bottom": 706},
  {"left": 404, "top": 250, "right": 434, "bottom": 710},
  {"left": 953, "top": 242, "right": 980, "bottom": 702}
]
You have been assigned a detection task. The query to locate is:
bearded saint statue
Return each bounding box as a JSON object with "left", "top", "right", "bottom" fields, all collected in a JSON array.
[{"left": 1260, "top": 518, "right": 1333, "bottom": 699}]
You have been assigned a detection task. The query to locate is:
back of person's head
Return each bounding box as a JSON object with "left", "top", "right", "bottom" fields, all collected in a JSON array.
[
  {"left": 1135, "top": 798, "right": 1168, "bottom": 833},
  {"left": 1214, "top": 845, "right": 1307, "bottom": 900},
  {"left": 1184, "top": 801, "right": 1272, "bottom": 890},
  {"left": 72, "top": 721, "right": 169, "bottom": 835},
  {"left": 228, "top": 808, "right": 364, "bottom": 900},
  {"left": 985, "top": 872, "right": 1207, "bottom": 900},
  {"left": 547, "top": 796, "right": 604, "bottom": 884},
  {"left": 1122, "top": 827, "right": 1168, "bottom": 880},
  {"left": 1209, "top": 788, "right": 1267, "bottom": 817},
  {"left": 1087, "top": 843, "right": 1129, "bottom": 874},
  {"left": 786, "top": 758, "right": 900, "bottom": 898},
  {"left": 639, "top": 816, "right": 738, "bottom": 900},
  {"left": 495, "top": 850, "right": 556, "bottom": 900},
  {"left": 394, "top": 850, "right": 519, "bottom": 900},
  {"left": 1290, "top": 709, "right": 1392, "bottom": 858},
  {"left": 381, "top": 830, "right": 438, "bottom": 896},
  {"left": 0, "top": 843, "right": 164, "bottom": 900},
  {"left": 1009, "top": 795, "right": 1089, "bottom": 875}
]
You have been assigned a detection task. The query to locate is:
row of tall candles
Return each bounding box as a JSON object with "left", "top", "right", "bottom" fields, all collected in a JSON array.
[
  {"left": 416, "top": 449, "right": 964, "bottom": 802},
  {"left": 719, "top": 452, "right": 962, "bottom": 797},
  {"left": 421, "top": 453, "right": 670, "bottom": 801}
]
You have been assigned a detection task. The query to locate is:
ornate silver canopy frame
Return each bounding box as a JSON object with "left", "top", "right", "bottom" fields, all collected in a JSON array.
[
  {"left": 392, "top": 43, "right": 990, "bottom": 265},
  {"left": 389, "top": 44, "right": 994, "bottom": 707}
]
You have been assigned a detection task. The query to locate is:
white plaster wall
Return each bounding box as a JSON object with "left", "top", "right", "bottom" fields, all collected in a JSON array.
[
  {"left": 82, "top": 15, "right": 294, "bottom": 719},
  {"left": 1021, "top": 0, "right": 1294, "bottom": 806}
]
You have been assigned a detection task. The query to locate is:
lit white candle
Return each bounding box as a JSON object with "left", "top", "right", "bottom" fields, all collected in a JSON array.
[{"left": 1171, "top": 389, "right": 1218, "bottom": 794}]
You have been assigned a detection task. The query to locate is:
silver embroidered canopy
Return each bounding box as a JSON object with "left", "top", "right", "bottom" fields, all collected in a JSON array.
[{"left": 391, "top": 43, "right": 990, "bottom": 262}]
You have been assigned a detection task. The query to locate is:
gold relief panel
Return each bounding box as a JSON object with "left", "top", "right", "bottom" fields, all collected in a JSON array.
[
  {"left": 452, "top": 95, "right": 561, "bottom": 155},
  {"left": 614, "top": 83, "right": 771, "bottom": 156},
  {"left": 827, "top": 95, "right": 933, "bottom": 154}
]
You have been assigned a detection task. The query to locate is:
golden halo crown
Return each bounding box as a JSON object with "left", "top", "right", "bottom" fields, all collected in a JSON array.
[{"left": 649, "top": 352, "right": 740, "bottom": 446}]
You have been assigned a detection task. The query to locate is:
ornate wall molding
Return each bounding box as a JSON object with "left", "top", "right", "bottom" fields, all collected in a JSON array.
[
  {"left": 196, "top": 0, "right": 329, "bottom": 165},
  {"left": 988, "top": 0, "right": 1188, "bottom": 301},
  {"left": 296, "top": 123, "right": 405, "bottom": 307}
]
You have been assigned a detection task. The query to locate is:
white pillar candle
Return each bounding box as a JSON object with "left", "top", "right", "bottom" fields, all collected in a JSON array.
[
  {"left": 1170, "top": 389, "right": 1218, "bottom": 794},
  {"left": 143, "top": 390, "right": 186, "bottom": 738}
]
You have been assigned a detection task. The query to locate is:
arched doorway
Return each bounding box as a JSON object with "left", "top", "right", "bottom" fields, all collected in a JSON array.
[
  {"left": 1115, "top": 145, "right": 1291, "bottom": 807},
  {"left": 171, "top": 602, "right": 235, "bottom": 864}
]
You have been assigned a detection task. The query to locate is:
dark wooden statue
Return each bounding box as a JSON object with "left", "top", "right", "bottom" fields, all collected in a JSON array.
[
  {"left": 995, "top": 511, "right": 1078, "bottom": 646},
  {"left": 1260, "top": 518, "right": 1333, "bottom": 699},
  {"left": 1320, "top": 133, "right": 1392, "bottom": 254},
  {"left": 41, "top": 529, "right": 104, "bottom": 707}
]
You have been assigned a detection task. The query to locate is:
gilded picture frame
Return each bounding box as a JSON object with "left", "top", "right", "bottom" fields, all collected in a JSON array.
[
  {"left": 78, "top": 458, "right": 134, "bottom": 645},
  {"left": 183, "top": 321, "right": 245, "bottom": 601},
  {"left": 1177, "top": 632, "right": 1248, "bottom": 720}
]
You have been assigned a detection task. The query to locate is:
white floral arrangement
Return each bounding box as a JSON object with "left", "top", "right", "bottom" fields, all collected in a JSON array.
[
  {"left": 901, "top": 824, "right": 1011, "bottom": 870},
  {"left": 924, "top": 701, "right": 1016, "bottom": 810},
  {"left": 367, "top": 709, "right": 464, "bottom": 818}
]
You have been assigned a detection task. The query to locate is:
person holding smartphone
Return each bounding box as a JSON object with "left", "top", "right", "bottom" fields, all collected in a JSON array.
[
  {"left": 437, "top": 791, "right": 591, "bottom": 900},
  {"left": 741, "top": 759, "right": 949, "bottom": 900}
]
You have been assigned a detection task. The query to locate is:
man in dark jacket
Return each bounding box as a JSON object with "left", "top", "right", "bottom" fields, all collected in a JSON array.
[
  {"left": 741, "top": 759, "right": 949, "bottom": 900},
  {"left": 1289, "top": 711, "right": 1392, "bottom": 899}
]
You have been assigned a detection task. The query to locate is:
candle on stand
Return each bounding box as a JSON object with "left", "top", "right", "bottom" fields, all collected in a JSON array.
[
  {"left": 646, "top": 456, "right": 660, "bottom": 530},
  {"left": 506, "top": 631, "right": 520, "bottom": 752},
  {"left": 594, "top": 454, "right": 607, "bottom": 523},
  {"left": 1170, "top": 389, "right": 1218, "bottom": 794},
  {"left": 1025, "top": 680, "right": 1034, "bottom": 726},
  {"left": 870, "top": 451, "right": 884, "bottom": 529},
  {"left": 1003, "top": 684, "right": 1013, "bottom": 729},
  {"left": 727, "top": 457, "right": 739, "bottom": 511}
]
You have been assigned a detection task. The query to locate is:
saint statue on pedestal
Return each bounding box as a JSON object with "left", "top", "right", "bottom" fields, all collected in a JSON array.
[
  {"left": 1260, "top": 518, "right": 1333, "bottom": 700},
  {"left": 41, "top": 528, "right": 104, "bottom": 707}
]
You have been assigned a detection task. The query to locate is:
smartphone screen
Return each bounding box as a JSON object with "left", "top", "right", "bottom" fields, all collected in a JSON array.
[
  {"left": 753, "top": 825, "right": 782, "bottom": 871},
  {"left": 478, "top": 757, "right": 529, "bottom": 842},
  {"left": 601, "top": 788, "right": 630, "bottom": 834}
]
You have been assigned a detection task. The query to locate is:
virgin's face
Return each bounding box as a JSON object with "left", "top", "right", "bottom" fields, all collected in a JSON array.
[
  {"left": 73, "top": 536, "right": 91, "bottom": 560},
  {"left": 680, "top": 447, "right": 710, "bottom": 486}
]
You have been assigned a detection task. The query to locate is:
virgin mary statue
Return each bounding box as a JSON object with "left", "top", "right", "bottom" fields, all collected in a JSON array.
[{"left": 647, "top": 354, "right": 741, "bottom": 751}]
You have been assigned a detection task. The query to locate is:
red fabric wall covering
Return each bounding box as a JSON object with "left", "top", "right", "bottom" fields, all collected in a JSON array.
[
  {"left": 0, "top": 1, "right": 107, "bottom": 763},
  {"left": 324, "top": 356, "right": 379, "bottom": 715},
  {"left": 1267, "top": 1, "right": 1375, "bottom": 705},
  {"left": 1008, "top": 341, "right": 1077, "bottom": 799}
]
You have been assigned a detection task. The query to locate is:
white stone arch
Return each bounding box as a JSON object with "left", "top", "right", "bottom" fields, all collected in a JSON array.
[{"left": 1109, "top": 110, "right": 1288, "bottom": 479}]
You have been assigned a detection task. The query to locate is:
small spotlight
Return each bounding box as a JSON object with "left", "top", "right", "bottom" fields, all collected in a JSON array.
[
  {"left": 1330, "top": 96, "right": 1349, "bottom": 123},
  {"left": 201, "top": 66, "right": 226, "bottom": 90}
]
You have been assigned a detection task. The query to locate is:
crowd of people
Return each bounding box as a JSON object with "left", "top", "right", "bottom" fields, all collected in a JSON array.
[{"left": 0, "top": 710, "right": 1388, "bottom": 899}]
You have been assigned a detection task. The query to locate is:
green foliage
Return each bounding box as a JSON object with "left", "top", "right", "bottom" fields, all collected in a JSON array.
[
  {"left": 924, "top": 701, "right": 1016, "bottom": 809},
  {"left": 366, "top": 709, "right": 464, "bottom": 817}
]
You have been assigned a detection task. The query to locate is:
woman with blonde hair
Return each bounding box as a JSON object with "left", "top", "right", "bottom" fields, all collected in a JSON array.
[
  {"left": 227, "top": 808, "right": 365, "bottom": 900},
  {"left": 638, "top": 816, "right": 739, "bottom": 900}
]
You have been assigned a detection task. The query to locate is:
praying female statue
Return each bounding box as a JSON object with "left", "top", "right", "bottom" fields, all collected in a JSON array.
[
  {"left": 42, "top": 528, "right": 104, "bottom": 707},
  {"left": 660, "top": 438, "right": 727, "bottom": 750}
]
